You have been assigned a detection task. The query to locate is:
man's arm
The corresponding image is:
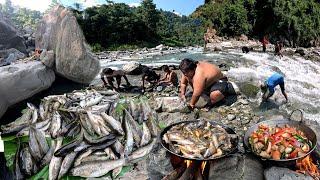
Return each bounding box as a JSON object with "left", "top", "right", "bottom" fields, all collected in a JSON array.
[
  {"left": 179, "top": 75, "right": 188, "bottom": 100},
  {"left": 189, "top": 74, "right": 205, "bottom": 108},
  {"left": 107, "top": 77, "right": 116, "bottom": 90},
  {"left": 100, "top": 74, "right": 108, "bottom": 86},
  {"left": 280, "top": 83, "right": 288, "bottom": 102},
  {"left": 123, "top": 75, "right": 131, "bottom": 86}
]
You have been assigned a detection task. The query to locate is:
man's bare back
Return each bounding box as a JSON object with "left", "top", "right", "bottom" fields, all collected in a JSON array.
[{"left": 180, "top": 60, "right": 223, "bottom": 108}]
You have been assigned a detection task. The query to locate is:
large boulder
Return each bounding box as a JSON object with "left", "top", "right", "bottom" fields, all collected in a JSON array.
[
  {"left": 0, "top": 61, "right": 55, "bottom": 118},
  {"left": 35, "top": 5, "right": 100, "bottom": 84},
  {"left": 0, "top": 13, "right": 27, "bottom": 54}
]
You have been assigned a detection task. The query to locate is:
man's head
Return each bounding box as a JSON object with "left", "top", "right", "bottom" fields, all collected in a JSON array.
[
  {"left": 162, "top": 65, "right": 170, "bottom": 72},
  {"left": 103, "top": 68, "right": 114, "bottom": 75},
  {"left": 179, "top": 58, "right": 198, "bottom": 78}
]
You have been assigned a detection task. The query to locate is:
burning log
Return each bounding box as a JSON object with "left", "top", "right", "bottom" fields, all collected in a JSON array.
[
  {"left": 161, "top": 166, "right": 186, "bottom": 180},
  {"left": 296, "top": 155, "right": 320, "bottom": 179},
  {"left": 178, "top": 160, "right": 201, "bottom": 180}
]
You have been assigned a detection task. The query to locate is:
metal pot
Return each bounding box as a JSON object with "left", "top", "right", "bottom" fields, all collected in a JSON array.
[
  {"left": 244, "top": 109, "right": 317, "bottom": 166},
  {"left": 160, "top": 120, "right": 239, "bottom": 161}
]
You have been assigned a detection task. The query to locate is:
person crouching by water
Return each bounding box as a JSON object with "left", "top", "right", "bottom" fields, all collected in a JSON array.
[
  {"left": 100, "top": 68, "right": 131, "bottom": 91},
  {"left": 141, "top": 66, "right": 160, "bottom": 93},
  {"left": 260, "top": 73, "right": 288, "bottom": 103},
  {"left": 179, "top": 58, "right": 236, "bottom": 110},
  {"left": 157, "top": 65, "right": 179, "bottom": 88}
]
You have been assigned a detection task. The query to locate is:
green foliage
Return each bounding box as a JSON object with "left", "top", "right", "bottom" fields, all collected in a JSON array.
[
  {"left": 71, "top": 0, "right": 205, "bottom": 50},
  {"left": 195, "top": 0, "right": 320, "bottom": 47},
  {"left": 0, "top": 0, "right": 42, "bottom": 30}
]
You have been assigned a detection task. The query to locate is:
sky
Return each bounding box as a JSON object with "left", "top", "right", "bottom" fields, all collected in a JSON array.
[{"left": 0, "top": 0, "right": 203, "bottom": 15}]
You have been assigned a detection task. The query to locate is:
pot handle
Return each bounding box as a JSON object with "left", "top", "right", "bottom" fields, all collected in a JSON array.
[{"left": 289, "top": 109, "right": 304, "bottom": 123}]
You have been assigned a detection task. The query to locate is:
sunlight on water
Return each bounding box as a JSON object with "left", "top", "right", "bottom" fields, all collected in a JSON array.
[{"left": 97, "top": 48, "right": 320, "bottom": 122}]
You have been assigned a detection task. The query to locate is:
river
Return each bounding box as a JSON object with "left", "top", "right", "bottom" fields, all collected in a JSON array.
[{"left": 99, "top": 48, "right": 320, "bottom": 123}]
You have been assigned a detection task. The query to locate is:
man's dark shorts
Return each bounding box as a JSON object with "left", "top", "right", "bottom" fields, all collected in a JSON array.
[{"left": 205, "top": 80, "right": 236, "bottom": 96}]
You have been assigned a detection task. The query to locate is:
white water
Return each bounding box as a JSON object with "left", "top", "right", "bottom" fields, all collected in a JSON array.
[{"left": 97, "top": 48, "right": 320, "bottom": 123}]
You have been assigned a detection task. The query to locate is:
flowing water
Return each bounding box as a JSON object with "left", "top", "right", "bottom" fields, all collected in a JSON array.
[{"left": 100, "top": 48, "right": 320, "bottom": 123}]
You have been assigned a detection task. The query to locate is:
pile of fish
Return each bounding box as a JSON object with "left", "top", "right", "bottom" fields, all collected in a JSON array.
[
  {"left": 1, "top": 89, "right": 160, "bottom": 179},
  {"left": 162, "top": 121, "right": 238, "bottom": 159}
]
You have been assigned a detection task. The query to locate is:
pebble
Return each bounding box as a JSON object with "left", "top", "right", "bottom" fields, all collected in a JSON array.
[
  {"left": 239, "top": 99, "right": 249, "bottom": 105},
  {"left": 227, "top": 114, "right": 236, "bottom": 121}
]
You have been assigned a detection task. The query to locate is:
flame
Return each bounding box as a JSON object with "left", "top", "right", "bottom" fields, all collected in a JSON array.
[
  {"left": 296, "top": 155, "right": 320, "bottom": 179},
  {"left": 185, "top": 160, "right": 192, "bottom": 168},
  {"left": 201, "top": 161, "right": 207, "bottom": 174}
]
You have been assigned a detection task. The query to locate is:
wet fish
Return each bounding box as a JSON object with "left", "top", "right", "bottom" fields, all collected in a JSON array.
[
  {"left": 31, "top": 126, "right": 49, "bottom": 156},
  {"left": 28, "top": 127, "right": 44, "bottom": 162},
  {"left": 146, "top": 115, "right": 160, "bottom": 137},
  {"left": 101, "top": 112, "right": 124, "bottom": 135},
  {"left": 111, "top": 140, "right": 125, "bottom": 158},
  {"left": 74, "top": 149, "right": 93, "bottom": 167},
  {"left": 54, "top": 138, "right": 82, "bottom": 157},
  {"left": 124, "top": 109, "right": 142, "bottom": 146},
  {"left": 58, "top": 151, "right": 78, "bottom": 179},
  {"left": 128, "top": 138, "right": 157, "bottom": 163},
  {"left": 80, "top": 95, "right": 103, "bottom": 108},
  {"left": 49, "top": 138, "right": 63, "bottom": 180},
  {"left": 50, "top": 111, "right": 61, "bottom": 138},
  {"left": 40, "top": 140, "right": 56, "bottom": 168},
  {"left": 20, "top": 145, "right": 34, "bottom": 176},
  {"left": 140, "top": 122, "right": 151, "bottom": 146},
  {"left": 83, "top": 130, "right": 117, "bottom": 145},
  {"left": 70, "top": 158, "right": 127, "bottom": 177},
  {"left": 14, "top": 139, "right": 24, "bottom": 180},
  {"left": 123, "top": 115, "right": 134, "bottom": 156}
]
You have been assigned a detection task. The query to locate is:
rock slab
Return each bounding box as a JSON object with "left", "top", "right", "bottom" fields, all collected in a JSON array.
[
  {"left": 0, "top": 61, "right": 55, "bottom": 118},
  {"left": 264, "top": 167, "right": 313, "bottom": 180},
  {"left": 35, "top": 5, "right": 100, "bottom": 84},
  {"left": 208, "top": 154, "right": 264, "bottom": 180},
  {"left": 0, "top": 13, "right": 27, "bottom": 54}
]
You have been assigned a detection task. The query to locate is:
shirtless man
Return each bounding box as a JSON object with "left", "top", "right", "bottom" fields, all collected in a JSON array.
[
  {"left": 179, "top": 58, "right": 234, "bottom": 110},
  {"left": 100, "top": 68, "right": 131, "bottom": 91},
  {"left": 158, "top": 65, "right": 178, "bottom": 87}
]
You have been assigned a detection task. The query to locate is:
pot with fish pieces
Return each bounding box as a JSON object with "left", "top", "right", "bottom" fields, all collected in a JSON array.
[
  {"left": 244, "top": 109, "right": 317, "bottom": 167},
  {"left": 160, "top": 120, "right": 239, "bottom": 161}
]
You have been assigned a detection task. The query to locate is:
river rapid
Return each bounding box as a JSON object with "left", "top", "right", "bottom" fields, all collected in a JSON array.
[{"left": 99, "top": 48, "right": 320, "bottom": 123}]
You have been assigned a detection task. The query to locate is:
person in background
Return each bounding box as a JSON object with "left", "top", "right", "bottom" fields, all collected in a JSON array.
[
  {"left": 179, "top": 58, "right": 235, "bottom": 110},
  {"left": 261, "top": 36, "right": 269, "bottom": 52},
  {"left": 274, "top": 41, "right": 283, "bottom": 57},
  {"left": 100, "top": 68, "right": 131, "bottom": 91},
  {"left": 157, "top": 65, "right": 178, "bottom": 87},
  {"left": 141, "top": 65, "right": 160, "bottom": 92},
  {"left": 261, "top": 72, "right": 288, "bottom": 103}
]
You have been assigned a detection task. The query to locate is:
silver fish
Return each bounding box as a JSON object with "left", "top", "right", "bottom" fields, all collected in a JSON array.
[
  {"left": 80, "top": 95, "right": 103, "bottom": 108},
  {"left": 70, "top": 158, "right": 127, "bottom": 178},
  {"left": 32, "top": 126, "right": 49, "bottom": 156},
  {"left": 40, "top": 140, "right": 56, "bottom": 168},
  {"left": 49, "top": 138, "right": 63, "bottom": 180},
  {"left": 101, "top": 112, "right": 124, "bottom": 135},
  {"left": 20, "top": 146, "right": 34, "bottom": 176},
  {"left": 146, "top": 115, "right": 160, "bottom": 137},
  {"left": 74, "top": 149, "right": 93, "bottom": 167},
  {"left": 140, "top": 122, "right": 151, "bottom": 147},
  {"left": 123, "top": 116, "right": 134, "bottom": 156},
  {"left": 128, "top": 138, "right": 157, "bottom": 163},
  {"left": 124, "top": 109, "right": 142, "bottom": 146},
  {"left": 50, "top": 111, "right": 61, "bottom": 138},
  {"left": 28, "top": 127, "right": 43, "bottom": 162},
  {"left": 58, "top": 151, "right": 78, "bottom": 179}
]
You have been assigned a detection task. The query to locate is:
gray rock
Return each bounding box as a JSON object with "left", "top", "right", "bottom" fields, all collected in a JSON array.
[
  {"left": 264, "top": 167, "right": 313, "bottom": 180},
  {"left": 155, "top": 96, "right": 190, "bottom": 113},
  {"left": 208, "top": 154, "right": 264, "bottom": 180},
  {"left": 0, "top": 16, "right": 27, "bottom": 54},
  {"left": 35, "top": 5, "right": 100, "bottom": 84},
  {"left": 0, "top": 61, "right": 55, "bottom": 118},
  {"left": 0, "top": 48, "right": 25, "bottom": 59},
  {"left": 227, "top": 114, "right": 236, "bottom": 121},
  {"left": 40, "top": 50, "right": 55, "bottom": 68}
]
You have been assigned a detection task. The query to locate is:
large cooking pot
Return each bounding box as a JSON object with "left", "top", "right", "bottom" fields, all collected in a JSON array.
[
  {"left": 160, "top": 120, "right": 239, "bottom": 161},
  {"left": 244, "top": 109, "right": 317, "bottom": 166}
]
